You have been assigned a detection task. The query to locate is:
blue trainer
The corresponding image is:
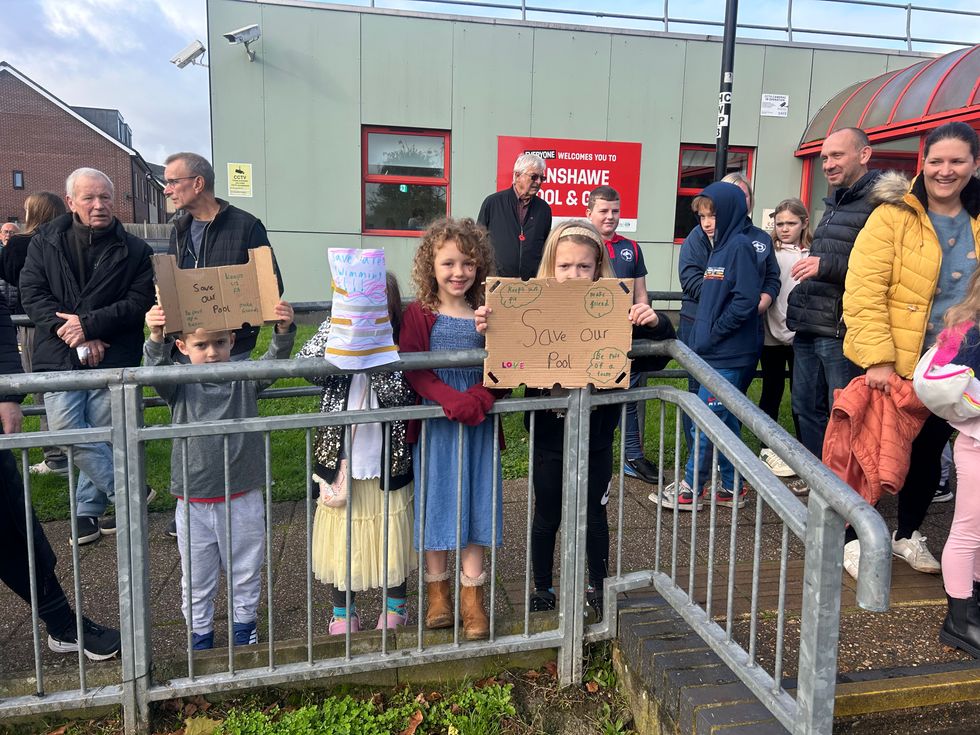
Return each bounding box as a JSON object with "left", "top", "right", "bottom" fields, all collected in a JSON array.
[
  {"left": 191, "top": 631, "right": 213, "bottom": 650},
  {"left": 233, "top": 620, "right": 258, "bottom": 646}
]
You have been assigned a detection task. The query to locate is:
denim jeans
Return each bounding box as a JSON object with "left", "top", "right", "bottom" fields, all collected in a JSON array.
[
  {"left": 623, "top": 370, "right": 645, "bottom": 460},
  {"left": 677, "top": 317, "right": 699, "bottom": 456},
  {"left": 43, "top": 389, "right": 115, "bottom": 517},
  {"left": 791, "top": 333, "right": 862, "bottom": 458},
  {"left": 684, "top": 367, "right": 744, "bottom": 493}
]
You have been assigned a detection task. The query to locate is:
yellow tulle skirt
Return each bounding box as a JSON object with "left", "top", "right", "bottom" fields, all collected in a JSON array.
[{"left": 312, "top": 478, "right": 416, "bottom": 592}]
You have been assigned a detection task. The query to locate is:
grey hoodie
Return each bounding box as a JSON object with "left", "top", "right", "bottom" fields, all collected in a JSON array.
[{"left": 144, "top": 330, "right": 295, "bottom": 500}]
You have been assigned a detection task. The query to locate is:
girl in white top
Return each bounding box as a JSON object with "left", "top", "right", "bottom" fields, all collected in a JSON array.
[{"left": 759, "top": 198, "right": 811, "bottom": 477}]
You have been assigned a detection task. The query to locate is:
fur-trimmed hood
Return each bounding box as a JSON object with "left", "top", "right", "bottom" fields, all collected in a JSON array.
[{"left": 870, "top": 169, "right": 980, "bottom": 219}]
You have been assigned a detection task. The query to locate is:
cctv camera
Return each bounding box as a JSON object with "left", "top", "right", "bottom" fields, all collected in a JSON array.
[
  {"left": 223, "top": 24, "right": 261, "bottom": 45},
  {"left": 170, "top": 40, "right": 206, "bottom": 69}
]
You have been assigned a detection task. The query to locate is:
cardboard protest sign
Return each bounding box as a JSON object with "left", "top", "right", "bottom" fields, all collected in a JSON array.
[
  {"left": 483, "top": 277, "right": 633, "bottom": 389},
  {"left": 324, "top": 248, "right": 399, "bottom": 369},
  {"left": 152, "top": 246, "right": 279, "bottom": 335}
]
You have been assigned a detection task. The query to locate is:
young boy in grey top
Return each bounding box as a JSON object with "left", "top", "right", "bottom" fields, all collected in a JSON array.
[{"left": 144, "top": 300, "right": 295, "bottom": 649}]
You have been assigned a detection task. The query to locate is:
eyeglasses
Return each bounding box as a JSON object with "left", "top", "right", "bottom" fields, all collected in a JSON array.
[
  {"left": 163, "top": 176, "right": 198, "bottom": 187},
  {"left": 523, "top": 172, "right": 544, "bottom": 182}
]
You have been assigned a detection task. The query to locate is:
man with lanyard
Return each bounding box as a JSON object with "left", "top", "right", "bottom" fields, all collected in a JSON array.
[
  {"left": 586, "top": 185, "right": 658, "bottom": 484},
  {"left": 478, "top": 153, "right": 553, "bottom": 279}
]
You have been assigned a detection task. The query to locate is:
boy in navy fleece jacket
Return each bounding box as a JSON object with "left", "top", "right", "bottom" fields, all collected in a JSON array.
[{"left": 655, "top": 181, "right": 762, "bottom": 511}]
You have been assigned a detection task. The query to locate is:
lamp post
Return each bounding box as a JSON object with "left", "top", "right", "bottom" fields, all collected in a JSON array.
[{"left": 714, "top": 0, "right": 739, "bottom": 181}]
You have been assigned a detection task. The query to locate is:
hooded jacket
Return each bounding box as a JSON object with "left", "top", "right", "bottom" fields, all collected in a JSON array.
[
  {"left": 19, "top": 213, "right": 154, "bottom": 372},
  {"left": 786, "top": 169, "right": 883, "bottom": 338},
  {"left": 678, "top": 220, "right": 779, "bottom": 332},
  {"left": 843, "top": 171, "right": 980, "bottom": 378},
  {"left": 689, "top": 182, "right": 763, "bottom": 369},
  {"left": 168, "top": 198, "right": 284, "bottom": 356}
]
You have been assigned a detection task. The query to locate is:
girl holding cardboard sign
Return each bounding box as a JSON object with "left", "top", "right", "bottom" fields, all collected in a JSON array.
[{"left": 476, "top": 220, "right": 674, "bottom": 619}]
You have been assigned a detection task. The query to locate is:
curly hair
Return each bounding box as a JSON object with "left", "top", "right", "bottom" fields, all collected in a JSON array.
[{"left": 411, "top": 217, "right": 496, "bottom": 311}]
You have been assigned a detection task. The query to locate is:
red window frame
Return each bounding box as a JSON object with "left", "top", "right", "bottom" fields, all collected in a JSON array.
[
  {"left": 674, "top": 144, "right": 755, "bottom": 243},
  {"left": 361, "top": 126, "right": 451, "bottom": 236}
]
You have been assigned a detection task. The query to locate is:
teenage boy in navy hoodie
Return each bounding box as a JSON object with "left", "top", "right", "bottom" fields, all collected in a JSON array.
[{"left": 654, "top": 181, "right": 762, "bottom": 511}]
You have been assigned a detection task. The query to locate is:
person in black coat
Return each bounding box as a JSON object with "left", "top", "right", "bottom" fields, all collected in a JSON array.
[
  {"left": 0, "top": 287, "right": 121, "bottom": 660},
  {"left": 163, "top": 152, "right": 284, "bottom": 359},
  {"left": 19, "top": 168, "right": 155, "bottom": 545},
  {"left": 477, "top": 153, "right": 553, "bottom": 280}
]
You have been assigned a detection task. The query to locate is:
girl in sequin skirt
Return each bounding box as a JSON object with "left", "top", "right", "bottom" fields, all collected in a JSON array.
[
  {"left": 299, "top": 273, "right": 417, "bottom": 635},
  {"left": 401, "top": 218, "right": 503, "bottom": 641}
]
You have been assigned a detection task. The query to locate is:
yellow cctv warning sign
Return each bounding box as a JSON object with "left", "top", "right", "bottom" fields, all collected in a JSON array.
[{"left": 227, "top": 163, "right": 253, "bottom": 198}]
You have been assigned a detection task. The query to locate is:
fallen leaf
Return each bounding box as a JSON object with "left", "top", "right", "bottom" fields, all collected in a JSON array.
[
  {"left": 543, "top": 660, "right": 558, "bottom": 677},
  {"left": 184, "top": 715, "right": 222, "bottom": 735},
  {"left": 183, "top": 703, "right": 198, "bottom": 718},
  {"left": 475, "top": 676, "right": 498, "bottom": 688},
  {"left": 425, "top": 691, "right": 442, "bottom": 702},
  {"left": 189, "top": 695, "right": 212, "bottom": 712},
  {"left": 399, "top": 709, "right": 424, "bottom": 735},
  {"left": 524, "top": 669, "right": 541, "bottom": 680},
  {"left": 45, "top": 728, "right": 67, "bottom": 735},
  {"left": 585, "top": 681, "right": 599, "bottom": 693}
]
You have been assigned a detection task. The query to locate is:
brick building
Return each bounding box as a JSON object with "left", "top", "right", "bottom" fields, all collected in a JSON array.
[{"left": 0, "top": 62, "right": 166, "bottom": 225}]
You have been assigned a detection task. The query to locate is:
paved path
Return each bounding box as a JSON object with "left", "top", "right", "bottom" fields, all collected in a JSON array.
[{"left": 0, "top": 474, "right": 967, "bottom": 691}]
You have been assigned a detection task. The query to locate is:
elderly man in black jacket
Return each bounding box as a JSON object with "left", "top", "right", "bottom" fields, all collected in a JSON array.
[
  {"left": 163, "top": 152, "right": 284, "bottom": 359},
  {"left": 0, "top": 289, "right": 121, "bottom": 659},
  {"left": 785, "top": 127, "right": 881, "bottom": 458},
  {"left": 478, "top": 153, "right": 553, "bottom": 280},
  {"left": 20, "top": 167, "right": 155, "bottom": 546}
]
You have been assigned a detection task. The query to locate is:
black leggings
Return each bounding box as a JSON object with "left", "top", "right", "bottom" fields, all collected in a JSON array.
[
  {"left": 844, "top": 412, "right": 953, "bottom": 543},
  {"left": 758, "top": 344, "right": 801, "bottom": 441},
  {"left": 331, "top": 582, "right": 407, "bottom": 607},
  {"left": 530, "top": 444, "right": 612, "bottom": 592},
  {"left": 0, "top": 448, "right": 74, "bottom": 634}
]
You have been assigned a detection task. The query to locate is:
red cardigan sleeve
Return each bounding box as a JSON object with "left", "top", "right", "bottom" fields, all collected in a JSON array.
[{"left": 400, "top": 302, "right": 473, "bottom": 409}]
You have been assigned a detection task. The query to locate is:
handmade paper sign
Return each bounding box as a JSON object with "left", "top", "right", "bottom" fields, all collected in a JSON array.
[
  {"left": 152, "top": 246, "right": 279, "bottom": 335},
  {"left": 324, "top": 248, "right": 398, "bottom": 369},
  {"left": 483, "top": 277, "right": 633, "bottom": 389}
]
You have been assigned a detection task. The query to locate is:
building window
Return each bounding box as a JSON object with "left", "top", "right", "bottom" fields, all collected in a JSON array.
[
  {"left": 362, "top": 127, "right": 450, "bottom": 235},
  {"left": 673, "top": 145, "right": 753, "bottom": 242},
  {"left": 12, "top": 171, "right": 24, "bottom": 190}
]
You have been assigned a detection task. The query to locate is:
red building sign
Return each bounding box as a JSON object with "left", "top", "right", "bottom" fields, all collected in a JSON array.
[{"left": 496, "top": 136, "right": 643, "bottom": 231}]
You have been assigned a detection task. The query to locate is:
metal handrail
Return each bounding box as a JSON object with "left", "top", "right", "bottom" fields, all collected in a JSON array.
[{"left": 358, "top": 0, "right": 978, "bottom": 50}]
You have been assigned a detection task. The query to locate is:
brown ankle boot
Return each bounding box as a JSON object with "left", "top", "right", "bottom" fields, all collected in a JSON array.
[
  {"left": 425, "top": 572, "right": 453, "bottom": 629},
  {"left": 460, "top": 573, "right": 489, "bottom": 640}
]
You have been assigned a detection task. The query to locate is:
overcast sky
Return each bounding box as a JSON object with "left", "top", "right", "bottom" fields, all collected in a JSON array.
[{"left": 0, "top": 0, "right": 975, "bottom": 169}]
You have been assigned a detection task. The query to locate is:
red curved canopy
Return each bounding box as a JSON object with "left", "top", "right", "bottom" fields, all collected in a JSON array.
[{"left": 796, "top": 44, "right": 980, "bottom": 156}]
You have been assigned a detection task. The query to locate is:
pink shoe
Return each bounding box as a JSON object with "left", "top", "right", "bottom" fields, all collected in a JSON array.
[
  {"left": 375, "top": 610, "right": 409, "bottom": 630},
  {"left": 328, "top": 614, "right": 360, "bottom": 635}
]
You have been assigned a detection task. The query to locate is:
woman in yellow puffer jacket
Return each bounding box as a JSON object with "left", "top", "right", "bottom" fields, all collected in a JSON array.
[{"left": 843, "top": 121, "right": 980, "bottom": 578}]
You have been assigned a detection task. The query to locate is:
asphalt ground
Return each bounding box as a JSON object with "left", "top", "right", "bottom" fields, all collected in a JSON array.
[{"left": 0, "top": 470, "right": 968, "bottom": 694}]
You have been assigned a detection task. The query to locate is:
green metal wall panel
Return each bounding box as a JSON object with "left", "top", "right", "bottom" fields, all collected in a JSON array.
[
  {"left": 680, "top": 41, "right": 723, "bottom": 146},
  {"left": 262, "top": 7, "right": 361, "bottom": 233},
  {"left": 272, "top": 232, "right": 362, "bottom": 301},
  {"left": 450, "top": 22, "right": 534, "bottom": 220},
  {"left": 208, "top": 0, "right": 270, "bottom": 223},
  {"left": 529, "top": 28, "right": 611, "bottom": 139},
  {"left": 361, "top": 15, "right": 453, "bottom": 129}
]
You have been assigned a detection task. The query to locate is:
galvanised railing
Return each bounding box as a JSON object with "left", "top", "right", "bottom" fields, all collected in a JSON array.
[{"left": 0, "top": 339, "right": 891, "bottom": 734}]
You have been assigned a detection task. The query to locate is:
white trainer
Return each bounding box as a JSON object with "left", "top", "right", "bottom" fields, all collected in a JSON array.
[
  {"left": 843, "top": 539, "right": 861, "bottom": 580},
  {"left": 760, "top": 448, "right": 796, "bottom": 478},
  {"left": 891, "top": 531, "right": 941, "bottom": 574}
]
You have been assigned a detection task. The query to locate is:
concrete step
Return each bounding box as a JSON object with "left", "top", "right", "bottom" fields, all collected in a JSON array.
[{"left": 614, "top": 589, "right": 980, "bottom": 735}]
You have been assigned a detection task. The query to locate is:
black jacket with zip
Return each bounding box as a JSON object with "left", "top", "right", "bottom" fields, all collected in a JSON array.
[
  {"left": 785, "top": 169, "right": 882, "bottom": 339},
  {"left": 19, "top": 213, "right": 154, "bottom": 372},
  {"left": 168, "top": 199, "right": 284, "bottom": 356}
]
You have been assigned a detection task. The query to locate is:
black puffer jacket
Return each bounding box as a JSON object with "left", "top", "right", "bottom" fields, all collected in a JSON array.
[
  {"left": 786, "top": 169, "right": 882, "bottom": 338},
  {"left": 168, "top": 199, "right": 284, "bottom": 356},
  {"left": 19, "top": 214, "right": 154, "bottom": 372}
]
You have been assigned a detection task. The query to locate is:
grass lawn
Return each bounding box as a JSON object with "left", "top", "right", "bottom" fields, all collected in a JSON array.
[{"left": 25, "top": 328, "right": 797, "bottom": 522}]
